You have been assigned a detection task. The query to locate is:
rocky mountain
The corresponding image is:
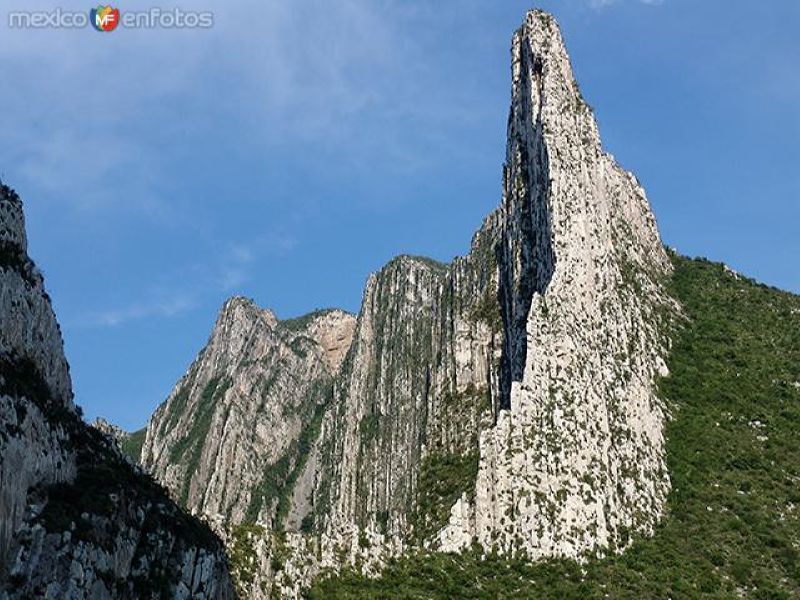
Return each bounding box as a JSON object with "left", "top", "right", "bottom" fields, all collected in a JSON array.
[
  {"left": 140, "top": 299, "right": 356, "bottom": 531},
  {"left": 0, "top": 183, "right": 234, "bottom": 599},
  {"left": 90, "top": 419, "right": 147, "bottom": 465},
  {"left": 310, "top": 254, "right": 800, "bottom": 598},
  {"left": 138, "top": 10, "right": 680, "bottom": 598},
  {"left": 304, "top": 4, "right": 674, "bottom": 570}
]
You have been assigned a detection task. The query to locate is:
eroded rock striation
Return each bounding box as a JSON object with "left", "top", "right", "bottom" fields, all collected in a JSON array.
[
  {"left": 290, "top": 8, "right": 675, "bottom": 571},
  {"left": 140, "top": 9, "right": 676, "bottom": 597},
  {"left": 444, "top": 10, "right": 674, "bottom": 557},
  {"left": 0, "top": 184, "right": 234, "bottom": 599},
  {"left": 139, "top": 297, "right": 356, "bottom": 595},
  {"left": 141, "top": 299, "right": 356, "bottom": 529}
]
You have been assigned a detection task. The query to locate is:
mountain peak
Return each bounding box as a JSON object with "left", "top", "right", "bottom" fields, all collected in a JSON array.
[
  {"left": 218, "top": 295, "right": 278, "bottom": 328},
  {"left": 289, "top": 309, "right": 356, "bottom": 372},
  {"left": 0, "top": 183, "right": 27, "bottom": 253}
]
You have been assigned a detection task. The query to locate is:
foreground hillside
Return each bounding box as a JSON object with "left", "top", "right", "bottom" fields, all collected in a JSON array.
[
  {"left": 309, "top": 254, "right": 800, "bottom": 599},
  {"left": 0, "top": 183, "right": 234, "bottom": 599}
]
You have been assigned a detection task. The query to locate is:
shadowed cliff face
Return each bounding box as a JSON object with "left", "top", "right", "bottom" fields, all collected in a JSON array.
[
  {"left": 460, "top": 10, "right": 674, "bottom": 559},
  {"left": 497, "top": 32, "right": 556, "bottom": 411},
  {"left": 0, "top": 184, "right": 76, "bottom": 569},
  {"left": 0, "top": 184, "right": 235, "bottom": 599}
]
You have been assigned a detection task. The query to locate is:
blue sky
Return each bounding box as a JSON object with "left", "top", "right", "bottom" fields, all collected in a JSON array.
[{"left": 1, "top": 1, "right": 797, "bottom": 430}]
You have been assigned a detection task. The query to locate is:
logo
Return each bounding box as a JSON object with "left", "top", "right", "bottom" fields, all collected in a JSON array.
[{"left": 90, "top": 5, "right": 120, "bottom": 31}]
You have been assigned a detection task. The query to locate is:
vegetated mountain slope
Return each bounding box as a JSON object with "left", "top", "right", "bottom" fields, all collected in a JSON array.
[
  {"left": 0, "top": 183, "right": 234, "bottom": 599},
  {"left": 91, "top": 418, "right": 146, "bottom": 465},
  {"left": 140, "top": 297, "right": 356, "bottom": 530},
  {"left": 120, "top": 428, "right": 146, "bottom": 463},
  {"left": 308, "top": 254, "right": 800, "bottom": 599}
]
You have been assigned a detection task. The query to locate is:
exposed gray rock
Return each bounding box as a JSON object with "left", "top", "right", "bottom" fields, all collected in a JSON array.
[
  {"left": 0, "top": 182, "right": 78, "bottom": 568},
  {"left": 141, "top": 299, "right": 356, "bottom": 531},
  {"left": 91, "top": 418, "right": 127, "bottom": 445},
  {"left": 139, "top": 9, "right": 676, "bottom": 597},
  {"left": 140, "top": 298, "right": 356, "bottom": 597},
  {"left": 0, "top": 183, "right": 234, "bottom": 598},
  {"left": 446, "top": 10, "right": 674, "bottom": 557}
]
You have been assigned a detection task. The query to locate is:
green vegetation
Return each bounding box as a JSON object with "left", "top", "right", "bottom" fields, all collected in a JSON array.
[
  {"left": 437, "top": 384, "right": 485, "bottom": 423},
  {"left": 274, "top": 391, "right": 330, "bottom": 530},
  {"left": 280, "top": 309, "right": 338, "bottom": 332},
  {"left": 0, "top": 350, "right": 223, "bottom": 595},
  {"left": 229, "top": 523, "right": 266, "bottom": 596},
  {"left": 308, "top": 255, "right": 800, "bottom": 598},
  {"left": 37, "top": 453, "right": 218, "bottom": 552},
  {"left": 413, "top": 451, "right": 479, "bottom": 543},
  {"left": 159, "top": 383, "right": 191, "bottom": 436},
  {"left": 471, "top": 282, "right": 502, "bottom": 333},
  {"left": 359, "top": 413, "right": 381, "bottom": 443},
  {"left": 0, "top": 353, "right": 67, "bottom": 427},
  {"left": 27, "top": 402, "right": 220, "bottom": 555},
  {"left": 170, "top": 376, "right": 231, "bottom": 505},
  {"left": 399, "top": 255, "right": 449, "bottom": 273},
  {"left": 246, "top": 452, "right": 292, "bottom": 524},
  {"left": 433, "top": 384, "right": 492, "bottom": 454},
  {"left": 290, "top": 336, "right": 312, "bottom": 359},
  {"left": 120, "top": 427, "right": 146, "bottom": 462},
  {"left": 246, "top": 380, "right": 333, "bottom": 528},
  {"left": 0, "top": 239, "right": 37, "bottom": 287}
]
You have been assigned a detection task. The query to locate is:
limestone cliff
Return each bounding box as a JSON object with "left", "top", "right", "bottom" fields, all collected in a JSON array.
[
  {"left": 287, "top": 9, "right": 674, "bottom": 589},
  {"left": 139, "top": 9, "right": 676, "bottom": 597},
  {"left": 141, "top": 300, "right": 355, "bottom": 530},
  {"left": 0, "top": 183, "right": 234, "bottom": 599},
  {"left": 446, "top": 10, "right": 674, "bottom": 557}
]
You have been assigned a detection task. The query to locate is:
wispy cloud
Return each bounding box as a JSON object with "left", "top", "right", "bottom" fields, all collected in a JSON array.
[
  {"left": 91, "top": 294, "right": 197, "bottom": 327},
  {"left": 588, "top": 0, "right": 664, "bottom": 7},
  {"left": 72, "top": 231, "right": 296, "bottom": 328},
  {"left": 0, "top": 1, "right": 213, "bottom": 215},
  {"left": 0, "top": 0, "right": 495, "bottom": 221}
]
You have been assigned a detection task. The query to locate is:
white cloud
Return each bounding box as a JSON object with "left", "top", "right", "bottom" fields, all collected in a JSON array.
[
  {"left": 72, "top": 231, "right": 296, "bottom": 327},
  {"left": 91, "top": 294, "right": 197, "bottom": 327},
  {"left": 0, "top": 0, "right": 493, "bottom": 220}
]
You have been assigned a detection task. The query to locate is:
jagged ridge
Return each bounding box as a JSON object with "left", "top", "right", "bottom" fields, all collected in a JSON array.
[
  {"left": 136, "top": 9, "right": 677, "bottom": 598},
  {"left": 141, "top": 297, "right": 356, "bottom": 526},
  {"left": 309, "top": 255, "right": 800, "bottom": 598}
]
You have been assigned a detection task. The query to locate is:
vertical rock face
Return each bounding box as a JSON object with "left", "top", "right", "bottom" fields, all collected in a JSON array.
[
  {"left": 446, "top": 10, "right": 674, "bottom": 558},
  {"left": 141, "top": 298, "right": 356, "bottom": 530},
  {"left": 0, "top": 184, "right": 234, "bottom": 599},
  {"left": 0, "top": 183, "right": 76, "bottom": 568},
  {"left": 138, "top": 9, "right": 675, "bottom": 596},
  {"left": 309, "top": 8, "right": 673, "bottom": 564},
  {"left": 311, "top": 241, "right": 502, "bottom": 561}
]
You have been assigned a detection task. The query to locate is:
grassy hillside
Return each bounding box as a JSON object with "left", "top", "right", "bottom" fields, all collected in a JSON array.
[
  {"left": 121, "top": 427, "right": 146, "bottom": 462},
  {"left": 307, "top": 255, "right": 800, "bottom": 599}
]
